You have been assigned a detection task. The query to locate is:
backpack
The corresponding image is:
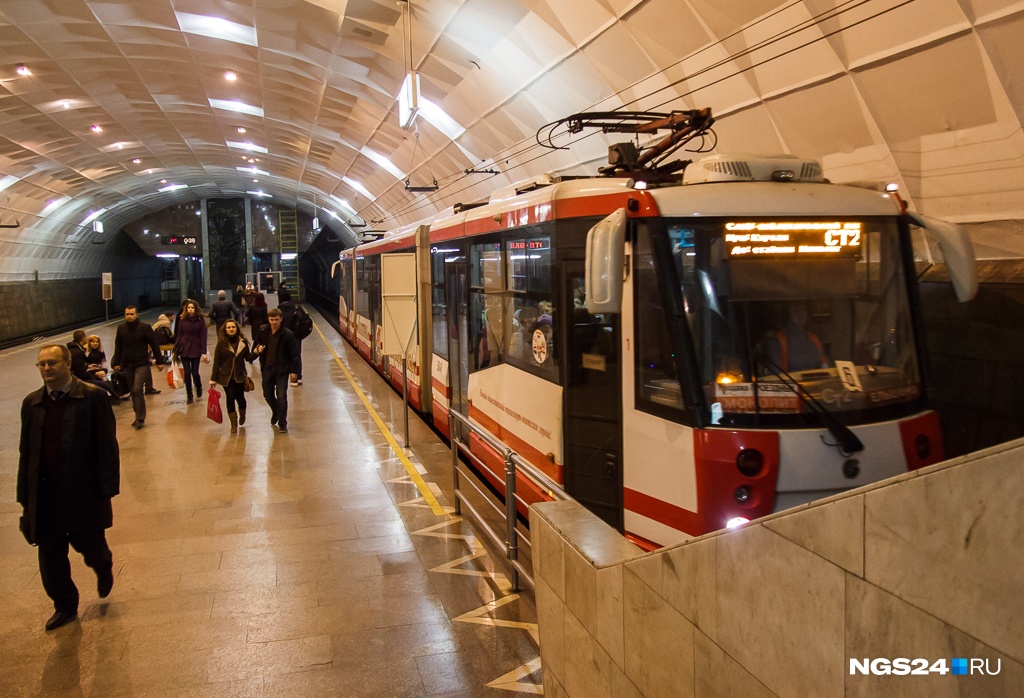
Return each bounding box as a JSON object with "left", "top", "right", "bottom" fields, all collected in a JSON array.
[{"left": 292, "top": 307, "right": 313, "bottom": 340}]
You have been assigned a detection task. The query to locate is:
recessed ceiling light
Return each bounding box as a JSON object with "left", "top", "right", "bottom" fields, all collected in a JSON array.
[
  {"left": 132, "top": 158, "right": 141, "bottom": 164},
  {"left": 253, "top": 179, "right": 259, "bottom": 183},
  {"left": 62, "top": 100, "right": 71, "bottom": 109},
  {"left": 160, "top": 179, "right": 167, "bottom": 184},
  {"left": 247, "top": 158, "right": 255, "bottom": 163},
  {"left": 91, "top": 124, "right": 103, "bottom": 133},
  {"left": 17, "top": 65, "right": 31, "bottom": 77},
  {"left": 237, "top": 127, "right": 246, "bottom": 134},
  {"left": 224, "top": 70, "right": 237, "bottom": 82}
]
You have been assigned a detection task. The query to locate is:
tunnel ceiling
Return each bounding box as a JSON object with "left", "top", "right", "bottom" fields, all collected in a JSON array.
[{"left": 1, "top": 0, "right": 1023, "bottom": 278}]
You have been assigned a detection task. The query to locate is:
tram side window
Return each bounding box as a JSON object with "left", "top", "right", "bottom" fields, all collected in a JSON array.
[
  {"left": 506, "top": 235, "right": 558, "bottom": 383},
  {"left": 430, "top": 246, "right": 451, "bottom": 360},
  {"left": 339, "top": 260, "right": 352, "bottom": 316},
  {"left": 635, "top": 228, "right": 686, "bottom": 415},
  {"left": 469, "top": 241, "right": 506, "bottom": 372},
  {"left": 355, "top": 257, "right": 369, "bottom": 316}
]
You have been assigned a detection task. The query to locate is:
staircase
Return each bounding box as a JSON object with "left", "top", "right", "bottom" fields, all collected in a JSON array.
[{"left": 278, "top": 209, "right": 300, "bottom": 298}]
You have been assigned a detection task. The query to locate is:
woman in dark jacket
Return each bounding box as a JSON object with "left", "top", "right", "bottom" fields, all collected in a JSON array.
[
  {"left": 172, "top": 299, "right": 209, "bottom": 404},
  {"left": 245, "top": 292, "right": 269, "bottom": 342},
  {"left": 209, "top": 319, "right": 253, "bottom": 433}
]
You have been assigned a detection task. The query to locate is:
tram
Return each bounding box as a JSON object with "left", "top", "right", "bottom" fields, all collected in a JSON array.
[{"left": 333, "top": 111, "right": 975, "bottom": 549}]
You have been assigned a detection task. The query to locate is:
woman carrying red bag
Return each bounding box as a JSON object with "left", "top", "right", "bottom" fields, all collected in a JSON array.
[
  {"left": 173, "top": 299, "right": 208, "bottom": 404},
  {"left": 208, "top": 319, "right": 255, "bottom": 434}
]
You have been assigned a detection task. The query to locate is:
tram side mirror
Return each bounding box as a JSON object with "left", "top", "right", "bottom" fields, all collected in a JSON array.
[
  {"left": 907, "top": 212, "right": 978, "bottom": 302},
  {"left": 586, "top": 208, "right": 627, "bottom": 313}
]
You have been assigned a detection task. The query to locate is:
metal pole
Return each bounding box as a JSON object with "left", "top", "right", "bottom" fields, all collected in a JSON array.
[
  {"left": 503, "top": 448, "right": 520, "bottom": 592},
  {"left": 402, "top": 355, "right": 410, "bottom": 448},
  {"left": 450, "top": 414, "right": 461, "bottom": 515}
]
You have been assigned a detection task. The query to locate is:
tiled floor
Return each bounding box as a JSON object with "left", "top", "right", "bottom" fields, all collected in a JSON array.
[{"left": 0, "top": 307, "right": 540, "bottom": 697}]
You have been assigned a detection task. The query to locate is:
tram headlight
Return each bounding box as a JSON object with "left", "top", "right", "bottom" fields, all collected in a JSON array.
[
  {"left": 736, "top": 449, "right": 765, "bottom": 477},
  {"left": 915, "top": 434, "right": 931, "bottom": 460},
  {"left": 726, "top": 517, "right": 749, "bottom": 529},
  {"left": 733, "top": 485, "right": 753, "bottom": 505}
]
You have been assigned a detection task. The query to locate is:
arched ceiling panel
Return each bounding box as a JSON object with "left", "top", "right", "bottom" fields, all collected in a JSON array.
[
  {"left": 852, "top": 34, "right": 997, "bottom": 145},
  {"left": 0, "top": 0, "right": 1019, "bottom": 278}
]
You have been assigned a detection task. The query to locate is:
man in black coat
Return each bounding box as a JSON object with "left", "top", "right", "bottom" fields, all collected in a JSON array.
[
  {"left": 112, "top": 306, "right": 164, "bottom": 429},
  {"left": 277, "top": 289, "right": 303, "bottom": 386},
  {"left": 252, "top": 308, "right": 299, "bottom": 433},
  {"left": 18, "top": 344, "right": 120, "bottom": 631},
  {"left": 209, "top": 290, "right": 240, "bottom": 334}
]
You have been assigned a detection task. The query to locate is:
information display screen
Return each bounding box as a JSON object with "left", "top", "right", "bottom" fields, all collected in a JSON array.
[
  {"left": 161, "top": 235, "right": 197, "bottom": 245},
  {"left": 724, "top": 221, "right": 862, "bottom": 258}
]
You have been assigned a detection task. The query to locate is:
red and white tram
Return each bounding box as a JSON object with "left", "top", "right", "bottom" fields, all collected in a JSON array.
[{"left": 334, "top": 152, "right": 974, "bottom": 549}]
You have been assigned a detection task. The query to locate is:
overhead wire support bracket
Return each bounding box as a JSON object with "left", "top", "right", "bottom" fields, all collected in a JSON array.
[{"left": 464, "top": 168, "right": 501, "bottom": 175}]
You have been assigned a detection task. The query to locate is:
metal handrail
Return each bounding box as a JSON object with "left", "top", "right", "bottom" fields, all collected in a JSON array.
[{"left": 448, "top": 408, "right": 568, "bottom": 592}]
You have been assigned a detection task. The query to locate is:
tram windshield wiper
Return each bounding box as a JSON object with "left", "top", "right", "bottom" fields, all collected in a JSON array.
[{"left": 754, "top": 355, "right": 864, "bottom": 456}]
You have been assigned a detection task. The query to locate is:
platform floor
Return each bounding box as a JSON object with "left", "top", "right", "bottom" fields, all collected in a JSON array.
[{"left": 0, "top": 306, "right": 540, "bottom": 696}]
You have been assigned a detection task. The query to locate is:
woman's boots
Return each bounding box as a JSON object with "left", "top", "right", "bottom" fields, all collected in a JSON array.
[
  {"left": 238, "top": 408, "right": 246, "bottom": 426},
  {"left": 229, "top": 412, "right": 238, "bottom": 434}
]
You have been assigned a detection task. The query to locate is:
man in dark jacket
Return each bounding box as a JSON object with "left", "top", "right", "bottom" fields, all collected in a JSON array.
[
  {"left": 209, "top": 290, "right": 240, "bottom": 334},
  {"left": 252, "top": 308, "right": 299, "bottom": 433},
  {"left": 111, "top": 306, "right": 165, "bottom": 429},
  {"left": 19, "top": 344, "right": 119, "bottom": 631},
  {"left": 276, "top": 289, "right": 303, "bottom": 386}
]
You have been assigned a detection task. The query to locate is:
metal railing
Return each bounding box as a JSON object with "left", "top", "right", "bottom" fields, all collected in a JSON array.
[{"left": 448, "top": 409, "right": 569, "bottom": 592}]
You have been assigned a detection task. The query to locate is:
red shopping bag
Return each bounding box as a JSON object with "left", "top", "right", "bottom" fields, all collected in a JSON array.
[
  {"left": 206, "top": 387, "right": 223, "bottom": 424},
  {"left": 166, "top": 363, "right": 184, "bottom": 389}
]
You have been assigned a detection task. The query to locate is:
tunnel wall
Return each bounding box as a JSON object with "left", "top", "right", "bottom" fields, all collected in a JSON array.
[
  {"left": 532, "top": 437, "right": 1024, "bottom": 697},
  {"left": 919, "top": 267, "right": 1024, "bottom": 457},
  {"left": 0, "top": 231, "right": 164, "bottom": 345}
]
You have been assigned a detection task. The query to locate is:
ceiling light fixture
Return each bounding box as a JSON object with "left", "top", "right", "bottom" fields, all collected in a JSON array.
[
  {"left": 17, "top": 65, "right": 31, "bottom": 77},
  {"left": 91, "top": 124, "right": 103, "bottom": 133},
  {"left": 237, "top": 127, "right": 246, "bottom": 134},
  {"left": 63, "top": 100, "right": 71, "bottom": 109},
  {"left": 132, "top": 158, "right": 141, "bottom": 164},
  {"left": 224, "top": 70, "right": 237, "bottom": 82},
  {"left": 253, "top": 178, "right": 259, "bottom": 183},
  {"left": 160, "top": 179, "right": 167, "bottom": 184}
]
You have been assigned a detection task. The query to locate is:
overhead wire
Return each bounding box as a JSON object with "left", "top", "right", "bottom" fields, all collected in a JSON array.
[{"left": 369, "top": 0, "right": 914, "bottom": 226}]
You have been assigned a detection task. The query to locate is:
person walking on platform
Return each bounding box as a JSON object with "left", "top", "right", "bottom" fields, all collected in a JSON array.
[
  {"left": 18, "top": 344, "right": 119, "bottom": 631},
  {"left": 245, "top": 292, "right": 268, "bottom": 343},
  {"left": 173, "top": 299, "right": 209, "bottom": 405},
  {"left": 112, "top": 306, "right": 164, "bottom": 430},
  {"left": 208, "top": 290, "right": 239, "bottom": 335},
  {"left": 252, "top": 308, "right": 299, "bottom": 433},
  {"left": 209, "top": 319, "right": 254, "bottom": 434},
  {"left": 277, "top": 289, "right": 308, "bottom": 386}
]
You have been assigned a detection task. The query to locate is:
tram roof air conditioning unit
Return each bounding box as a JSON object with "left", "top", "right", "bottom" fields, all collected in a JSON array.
[{"left": 683, "top": 154, "right": 824, "bottom": 184}]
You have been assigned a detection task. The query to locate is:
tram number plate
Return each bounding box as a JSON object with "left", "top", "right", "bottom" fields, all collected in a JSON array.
[{"left": 582, "top": 353, "right": 606, "bottom": 371}]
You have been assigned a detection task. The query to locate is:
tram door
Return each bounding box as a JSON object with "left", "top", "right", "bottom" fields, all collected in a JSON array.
[
  {"left": 445, "top": 261, "right": 470, "bottom": 436},
  {"left": 562, "top": 262, "right": 623, "bottom": 531}
]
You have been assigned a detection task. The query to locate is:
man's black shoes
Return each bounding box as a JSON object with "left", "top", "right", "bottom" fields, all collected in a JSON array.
[
  {"left": 132, "top": 419, "right": 144, "bottom": 430},
  {"left": 45, "top": 610, "right": 77, "bottom": 631},
  {"left": 98, "top": 568, "right": 114, "bottom": 598},
  {"left": 144, "top": 388, "right": 161, "bottom": 395}
]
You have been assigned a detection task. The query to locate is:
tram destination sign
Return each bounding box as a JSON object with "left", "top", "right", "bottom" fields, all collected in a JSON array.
[
  {"left": 725, "top": 221, "right": 862, "bottom": 258},
  {"left": 161, "top": 235, "right": 197, "bottom": 245}
]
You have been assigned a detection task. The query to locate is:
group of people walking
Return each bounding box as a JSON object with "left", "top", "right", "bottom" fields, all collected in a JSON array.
[{"left": 16, "top": 285, "right": 310, "bottom": 633}]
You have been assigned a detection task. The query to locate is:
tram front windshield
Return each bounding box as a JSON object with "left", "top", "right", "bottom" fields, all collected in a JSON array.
[{"left": 666, "top": 217, "right": 923, "bottom": 426}]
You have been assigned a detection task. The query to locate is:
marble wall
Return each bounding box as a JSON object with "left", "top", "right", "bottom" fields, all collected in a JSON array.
[{"left": 532, "top": 438, "right": 1024, "bottom": 697}]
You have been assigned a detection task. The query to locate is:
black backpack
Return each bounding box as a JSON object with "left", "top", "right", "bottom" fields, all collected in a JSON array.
[{"left": 292, "top": 307, "right": 313, "bottom": 340}]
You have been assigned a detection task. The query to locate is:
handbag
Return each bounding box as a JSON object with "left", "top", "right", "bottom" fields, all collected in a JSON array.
[
  {"left": 207, "top": 387, "right": 223, "bottom": 424},
  {"left": 244, "top": 375, "right": 255, "bottom": 392},
  {"left": 166, "top": 362, "right": 184, "bottom": 390}
]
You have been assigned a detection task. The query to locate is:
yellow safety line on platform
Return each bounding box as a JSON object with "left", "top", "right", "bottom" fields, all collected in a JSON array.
[{"left": 313, "top": 321, "right": 447, "bottom": 517}]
